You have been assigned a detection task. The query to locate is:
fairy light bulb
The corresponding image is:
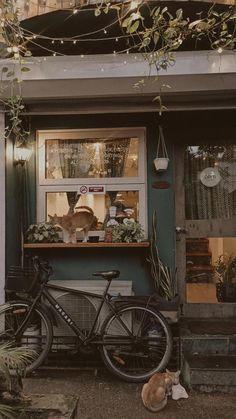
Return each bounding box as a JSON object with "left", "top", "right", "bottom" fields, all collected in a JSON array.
[
  {"left": 73, "top": 9, "right": 78, "bottom": 14},
  {"left": 104, "top": 29, "right": 107, "bottom": 34},
  {"left": 115, "top": 38, "right": 119, "bottom": 42},
  {"left": 51, "top": 40, "right": 55, "bottom": 44},
  {"left": 80, "top": 54, "right": 84, "bottom": 58},
  {"left": 73, "top": 40, "right": 77, "bottom": 44},
  {"left": 217, "top": 47, "right": 223, "bottom": 54},
  {"left": 130, "top": 0, "right": 139, "bottom": 10},
  {"left": 60, "top": 40, "right": 64, "bottom": 44}
]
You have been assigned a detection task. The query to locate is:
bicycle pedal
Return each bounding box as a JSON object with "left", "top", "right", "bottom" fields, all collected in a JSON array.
[{"left": 112, "top": 355, "right": 125, "bottom": 365}]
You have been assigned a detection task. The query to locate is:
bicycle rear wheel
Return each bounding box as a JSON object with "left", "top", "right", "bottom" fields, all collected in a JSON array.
[
  {"left": 100, "top": 305, "right": 172, "bottom": 382},
  {"left": 0, "top": 300, "right": 53, "bottom": 374}
]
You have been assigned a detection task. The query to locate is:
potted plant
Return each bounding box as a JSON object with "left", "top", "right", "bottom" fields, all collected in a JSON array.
[
  {"left": 215, "top": 254, "right": 236, "bottom": 302},
  {"left": 147, "top": 211, "right": 179, "bottom": 322},
  {"left": 25, "top": 223, "right": 61, "bottom": 243},
  {"left": 112, "top": 219, "right": 145, "bottom": 243}
]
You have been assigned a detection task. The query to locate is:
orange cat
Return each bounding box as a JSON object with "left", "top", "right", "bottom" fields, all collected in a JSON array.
[
  {"left": 48, "top": 206, "right": 97, "bottom": 243},
  {"left": 141, "top": 370, "right": 180, "bottom": 412}
]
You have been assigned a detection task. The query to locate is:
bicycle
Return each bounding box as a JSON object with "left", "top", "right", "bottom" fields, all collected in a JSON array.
[{"left": 2, "top": 257, "right": 173, "bottom": 382}]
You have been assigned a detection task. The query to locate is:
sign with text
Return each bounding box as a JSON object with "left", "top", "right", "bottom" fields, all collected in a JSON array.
[{"left": 79, "top": 185, "right": 105, "bottom": 195}]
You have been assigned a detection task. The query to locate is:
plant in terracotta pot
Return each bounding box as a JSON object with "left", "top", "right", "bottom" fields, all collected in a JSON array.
[
  {"left": 215, "top": 254, "right": 236, "bottom": 302},
  {"left": 25, "top": 223, "right": 61, "bottom": 243}
]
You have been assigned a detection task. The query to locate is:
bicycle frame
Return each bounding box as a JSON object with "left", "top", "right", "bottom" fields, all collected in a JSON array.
[{"left": 16, "top": 279, "right": 134, "bottom": 346}]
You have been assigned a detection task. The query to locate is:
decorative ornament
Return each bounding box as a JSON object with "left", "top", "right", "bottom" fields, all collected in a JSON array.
[{"left": 200, "top": 167, "right": 221, "bottom": 187}]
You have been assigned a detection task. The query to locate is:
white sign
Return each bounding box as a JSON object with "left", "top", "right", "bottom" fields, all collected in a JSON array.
[
  {"left": 78, "top": 185, "right": 105, "bottom": 195},
  {"left": 200, "top": 167, "right": 221, "bottom": 187}
]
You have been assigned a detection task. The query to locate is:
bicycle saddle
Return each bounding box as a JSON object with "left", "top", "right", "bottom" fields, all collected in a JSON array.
[{"left": 93, "top": 270, "right": 120, "bottom": 280}]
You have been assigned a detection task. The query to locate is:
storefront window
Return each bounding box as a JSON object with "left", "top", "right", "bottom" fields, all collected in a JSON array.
[{"left": 37, "top": 128, "right": 147, "bottom": 237}]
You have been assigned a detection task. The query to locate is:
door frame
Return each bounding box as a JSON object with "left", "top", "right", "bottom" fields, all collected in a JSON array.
[{"left": 175, "top": 145, "right": 236, "bottom": 318}]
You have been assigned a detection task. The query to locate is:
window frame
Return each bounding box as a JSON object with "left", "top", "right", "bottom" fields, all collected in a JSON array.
[
  {"left": 37, "top": 128, "right": 146, "bottom": 186},
  {"left": 36, "top": 127, "right": 147, "bottom": 236}
]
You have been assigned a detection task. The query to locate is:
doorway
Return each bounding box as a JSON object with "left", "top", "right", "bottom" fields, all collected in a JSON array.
[{"left": 175, "top": 144, "right": 236, "bottom": 317}]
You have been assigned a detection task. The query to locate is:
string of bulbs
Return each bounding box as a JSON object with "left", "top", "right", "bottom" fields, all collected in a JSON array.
[{"left": 4, "top": 0, "right": 144, "bottom": 57}]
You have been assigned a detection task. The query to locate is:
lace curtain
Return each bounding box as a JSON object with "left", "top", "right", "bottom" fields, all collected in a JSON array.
[{"left": 185, "top": 145, "right": 236, "bottom": 220}]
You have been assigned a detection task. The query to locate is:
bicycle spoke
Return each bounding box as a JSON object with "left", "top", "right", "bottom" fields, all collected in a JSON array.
[{"left": 100, "top": 305, "right": 172, "bottom": 382}]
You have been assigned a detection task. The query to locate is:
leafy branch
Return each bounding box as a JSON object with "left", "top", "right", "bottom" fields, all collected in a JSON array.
[{"left": 147, "top": 211, "right": 177, "bottom": 300}]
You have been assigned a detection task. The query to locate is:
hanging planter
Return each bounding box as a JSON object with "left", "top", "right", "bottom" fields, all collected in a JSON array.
[{"left": 154, "top": 126, "right": 169, "bottom": 172}]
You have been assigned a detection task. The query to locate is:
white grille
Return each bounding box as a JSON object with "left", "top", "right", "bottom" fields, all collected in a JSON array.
[{"left": 45, "top": 280, "right": 133, "bottom": 350}]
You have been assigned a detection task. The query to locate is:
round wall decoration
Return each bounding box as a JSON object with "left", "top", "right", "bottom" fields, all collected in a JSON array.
[{"left": 200, "top": 167, "right": 221, "bottom": 187}]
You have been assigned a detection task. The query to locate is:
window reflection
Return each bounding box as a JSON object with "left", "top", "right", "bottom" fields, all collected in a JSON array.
[
  {"left": 45, "top": 137, "right": 139, "bottom": 179},
  {"left": 46, "top": 191, "right": 139, "bottom": 230},
  {"left": 186, "top": 237, "right": 236, "bottom": 303}
]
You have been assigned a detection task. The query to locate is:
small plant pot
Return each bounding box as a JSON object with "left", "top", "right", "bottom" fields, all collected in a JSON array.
[
  {"left": 88, "top": 235, "right": 100, "bottom": 243},
  {"left": 109, "top": 206, "right": 117, "bottom": 217},
  {"left": 154, "top": 157, "right": 169, "bottom": 172}
]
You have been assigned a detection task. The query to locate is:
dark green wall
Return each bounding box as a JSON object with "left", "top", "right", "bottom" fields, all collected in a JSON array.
[{"left": 7, "top": 109, "right": 236, "bottom": 294}]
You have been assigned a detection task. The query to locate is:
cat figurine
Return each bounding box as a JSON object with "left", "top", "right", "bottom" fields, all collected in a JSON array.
[
  {"left": 141, "top": 369, "right": 181, "bottom": 412},
  {"left": 48, "top": 206, "right": 97, "bottom": 243}
]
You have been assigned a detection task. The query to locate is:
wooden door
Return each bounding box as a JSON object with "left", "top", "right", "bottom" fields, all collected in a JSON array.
[{"left": 175, "top": 144, "right": 236, "bottom": 318}]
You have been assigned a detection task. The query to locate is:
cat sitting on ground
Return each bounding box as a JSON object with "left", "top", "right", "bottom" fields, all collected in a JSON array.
[
  {"left": 48, "top": 206, "right": 97, "bottom": 243},
  {"left": 141, "top": 369, "right": 181, "bottom": 412}
]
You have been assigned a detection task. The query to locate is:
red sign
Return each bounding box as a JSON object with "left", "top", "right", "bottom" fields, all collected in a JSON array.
[
  {"left": 79, "top": 185, "right": 105, "bottom": 194},
  {"left": 88, "top": 186, "right": 104, "bottom": 193}
]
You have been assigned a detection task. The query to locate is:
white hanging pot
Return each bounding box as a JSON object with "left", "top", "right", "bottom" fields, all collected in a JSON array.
[
  {"left": 154, "top": 157, "right": 169, "bottom": 171},
  {"left": 154, "top": 126, "right": 169, "bottom": 172}
]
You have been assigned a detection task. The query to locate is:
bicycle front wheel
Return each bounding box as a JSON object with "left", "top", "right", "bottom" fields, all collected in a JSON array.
[
  {"left": 100, "top": 305, "right": 172, "bottom": 382},
  {"left": 0, "top": 300, "right": 53, "bottom": 374}
]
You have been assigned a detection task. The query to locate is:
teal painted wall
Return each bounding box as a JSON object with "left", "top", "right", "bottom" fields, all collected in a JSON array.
[
  {"left": 8, "top": 109, "right": 236, "bottom": 295},
  {"left": 7, "top": 112, "right": 176, "bottom": 295}
]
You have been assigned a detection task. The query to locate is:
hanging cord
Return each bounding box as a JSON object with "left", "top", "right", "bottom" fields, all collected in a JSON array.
[{"left": 156, "top": 126, "right": 169, "bottom": 159}]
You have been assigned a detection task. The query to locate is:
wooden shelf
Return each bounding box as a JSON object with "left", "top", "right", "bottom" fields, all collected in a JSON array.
[
  {"left": 186, "top": 252, "right": 212, "bottom": 256},
  {"left": 187, "top": 266, "right": 214, "bottom": 272},
  {"left": 24, "top": 242, "right": 150, "bottom": 249}
]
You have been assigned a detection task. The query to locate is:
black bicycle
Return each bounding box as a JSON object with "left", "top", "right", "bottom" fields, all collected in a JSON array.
[{"left": 2, "top": 257, "right": 172, "bottom": 382}]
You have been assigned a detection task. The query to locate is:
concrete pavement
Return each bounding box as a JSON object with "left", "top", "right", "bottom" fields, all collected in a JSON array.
[{"left": 22, "top": 369, "right": 236, "bottom": 419}]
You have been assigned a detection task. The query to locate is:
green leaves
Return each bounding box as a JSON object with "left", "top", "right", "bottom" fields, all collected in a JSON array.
[
  {"left": 25, "top": 223, "right": 61, "bottom": 243},
  {"left": 112, "top": 220, "right": 144, "bottom": 243},
  {"left": 147, "top": 211, "right": 177, "bottom": 300}
]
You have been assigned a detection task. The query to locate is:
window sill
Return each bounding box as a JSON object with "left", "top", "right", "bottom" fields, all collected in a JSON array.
[{"left": 23, "top": 242, "right": 150, "bottom": 249}]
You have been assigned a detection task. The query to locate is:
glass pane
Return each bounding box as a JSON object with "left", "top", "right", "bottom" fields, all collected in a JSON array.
[
  {"left": 185, "top": 145, "right": 236, "bottom": 220},
  {"left": 186, "top": 237, "right": 236, "bottom": 303},
  {"left": 45, "top": 137, "right": 139, "bottom": 179},
  {"left": 46, "top": 190, "right": 139, "bottom": 230}
]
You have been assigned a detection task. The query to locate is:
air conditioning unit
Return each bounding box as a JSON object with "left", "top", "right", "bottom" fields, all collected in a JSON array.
[{"left": 45, "top": 280, "right": 133, "bottom": 351}]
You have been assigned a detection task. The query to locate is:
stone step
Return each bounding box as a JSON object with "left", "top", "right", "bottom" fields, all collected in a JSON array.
[
  {"left": 183, "top": 355, "right": 236, "bottom": 392},
  {"left": 182, "top": 334, "right": 236, "bottom": 355},
  {"left": 180, "top": 318, "right": 236, "bottom": 356},
  {"left": 13, "top": 394, "right": 78, "bottom": 419}
]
